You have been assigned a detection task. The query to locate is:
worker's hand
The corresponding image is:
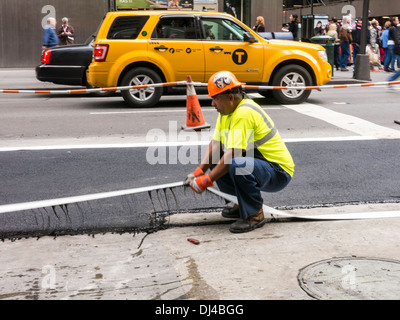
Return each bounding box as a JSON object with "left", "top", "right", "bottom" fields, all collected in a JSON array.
[
  {"left": 183, "top": 167, "right": 204, "bottom": 185},
  {"left": 190, "top": 174, "right": 214, "bottom": 194}
]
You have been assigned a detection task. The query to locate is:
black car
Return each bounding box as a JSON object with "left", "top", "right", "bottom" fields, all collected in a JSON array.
[{"left": 36, "top": 35, "right": 95, "bottom": 86}]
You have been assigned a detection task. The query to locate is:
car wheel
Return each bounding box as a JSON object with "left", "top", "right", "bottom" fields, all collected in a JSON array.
[
  {"left": 121, "top": 68, "right": 163, "bottom": 108},
  {"left": 271, "top": 65, "right": 312, "bottom": 104}
]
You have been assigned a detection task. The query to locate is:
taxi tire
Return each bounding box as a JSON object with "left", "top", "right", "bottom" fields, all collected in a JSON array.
[
  {"left": 121, "top": 67, "right": 163, "bottom": 108},
  {"left": 271, "top": 65, "right": 312, "bottom": 105}
]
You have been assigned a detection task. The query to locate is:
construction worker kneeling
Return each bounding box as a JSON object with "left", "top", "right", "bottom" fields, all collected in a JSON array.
[{"left": 184, "top": 71, "right": 295, "bottom": 233}]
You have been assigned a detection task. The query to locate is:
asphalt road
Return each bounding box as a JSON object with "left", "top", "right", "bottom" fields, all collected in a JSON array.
[
  {"left": 2, "top": 69, "right": 400, "bottom": 301},
  {"left": 0, "top": 69, "right": 400, "bottom": 238}
]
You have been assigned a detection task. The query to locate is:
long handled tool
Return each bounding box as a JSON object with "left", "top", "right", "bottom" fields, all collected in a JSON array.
[
  {"left": 1, "top": 182, "right": 399, "bottom": 221},
  {"left": 207, "top": 187, "right": 400, "bottom": 221}
]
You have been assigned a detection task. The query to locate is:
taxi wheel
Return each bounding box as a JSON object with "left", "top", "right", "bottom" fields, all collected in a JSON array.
[
  {"left": 271, "top": 65, "right": 312, "bottom": 104},
  {"left": 121, "top": 68, "right": 163, "bottom": 108}
]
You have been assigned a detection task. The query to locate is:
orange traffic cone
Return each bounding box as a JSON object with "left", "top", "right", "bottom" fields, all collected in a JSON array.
[{"left": 182, "top": 75, "right": 210, "bottom": 131}]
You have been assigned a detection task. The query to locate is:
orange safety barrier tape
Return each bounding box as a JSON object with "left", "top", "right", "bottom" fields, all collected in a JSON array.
[{"left": 1, "top": 80, "right": 400, "bottom": 95}]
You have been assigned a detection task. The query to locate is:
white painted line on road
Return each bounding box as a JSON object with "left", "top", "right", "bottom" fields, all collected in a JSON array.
[
  {"left": 0, "top": 141, "right": 210, "bottom": 152},
  {"left": 283, "top": 103, "right": 400, "bottom": 140},
  {"left": 1, "top": 181, "right": 400, "bottom": 222},
  {"left": 89, "top": 106, "right": 284, "bottom": 115},
  {"left": 90, "top": 109, "right": 209, "bottom": 115},
  {"left": 283, "top": 136, "right": 377, "bottom": 143},
  {"left": 0, "top": 136, "right": 378, "bottom": 152},
  {"left": 0, "top": 182, "right": 185, "bottom": 214}
]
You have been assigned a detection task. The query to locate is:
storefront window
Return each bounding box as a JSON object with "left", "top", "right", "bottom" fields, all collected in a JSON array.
[{"left": 283, "top": 0, "right": 345, "bottom": 10}]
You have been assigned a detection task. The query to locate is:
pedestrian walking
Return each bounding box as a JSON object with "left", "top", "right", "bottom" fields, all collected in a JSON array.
[
  {"left": 42, "top": 17, "right": 59, "bottom": 50},
  {"left": 282, "top": 14, "right": 299, "bottom": 40},
  {"left": 252, "top": 16, "right": 265, "bottom": 33},
  {"left": 389, "top": 17, "right": 400, "bottom": 71},
  {"left": 327, "top": 22, "right": 340, "bottom": 71},
  {"left": 382, "top": 20, "right": 394, "bottom": 72},
  {"left": 184, "top": 71, "right": 294, "bottom": 233},
  {"left": 369, "top": 19, "right": 383, "bottom": 71},
  {"left": 352, "top": 19, "right": 369, "bottom": 67},
  {"left": 339, "top": 18, "right": 352, "bottom": 71},
  {"left": 387, "top": 17, "right": 400, "bottom": 89},
  {"left": 57, "top": 17, "right": 75, "bottom": 46}
]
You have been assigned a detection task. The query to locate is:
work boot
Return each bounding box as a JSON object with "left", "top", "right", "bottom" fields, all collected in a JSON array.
[
  {"left": 229, "top": 209, "right": 265, "bottom": 233},
  {"left": 221, "top": 204, "right": 240, "bottom": 219}
]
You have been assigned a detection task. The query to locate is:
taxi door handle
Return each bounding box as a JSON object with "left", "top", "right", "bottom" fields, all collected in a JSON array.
[
  {"left": 154, "top": 46, "right": 168, "bottom": 52},
  {"left": 209, "top": 47, "right": 224, "bottom": 53}
]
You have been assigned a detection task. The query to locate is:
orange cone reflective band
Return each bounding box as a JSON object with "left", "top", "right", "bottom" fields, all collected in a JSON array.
[{"left": 182, "top": 75, "right": 210, "bottom": 131}]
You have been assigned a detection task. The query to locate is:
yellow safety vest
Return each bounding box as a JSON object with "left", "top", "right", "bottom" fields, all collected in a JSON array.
[{"left": 213, "top": 99, "right": 295, "bottom": 177}]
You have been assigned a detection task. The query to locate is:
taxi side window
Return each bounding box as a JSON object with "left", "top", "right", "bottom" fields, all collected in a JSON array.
[
  {"left": 107, "top": 16, "right": 149, "bottom": 39},
  {"left": 200, "top": 18, "right": 247, "bottom": 41},
  {"left": 152, "top": 17, "right": 197, "bottom": 40}
]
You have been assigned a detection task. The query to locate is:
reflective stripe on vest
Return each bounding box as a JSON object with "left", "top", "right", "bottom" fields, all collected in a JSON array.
[{"left": 222, "top": 103, "right": 277, "bottom": 150}]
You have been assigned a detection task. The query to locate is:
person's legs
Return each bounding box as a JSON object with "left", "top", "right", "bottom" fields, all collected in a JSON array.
[
  {"left": 384, "top": 47, "right": 391, "bottom": 70},
  {"left": 340, "top": 43, "right": 350, "bottom": 70},
  {"left": 396, "top": 54, "right": 400, "bottom": 69},
  {"left": 387, "top": 66, "right": 400, "bottom": 82},
  {"left": 386, "top": 63, "right": 400, "bottom": 90},
  {"left": 214, "top": 157, "right": 291, "bottom": 220},
  {"left": 334, "top": 44, "right": 340, "bottom": 70},
  {"left": 389, "top": 45, "right": 395, "bottom": 70}
]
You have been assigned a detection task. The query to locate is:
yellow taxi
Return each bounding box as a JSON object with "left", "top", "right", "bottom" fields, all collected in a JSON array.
[{"left": 87, "top": 10, "right": 331, "bottom": 108}]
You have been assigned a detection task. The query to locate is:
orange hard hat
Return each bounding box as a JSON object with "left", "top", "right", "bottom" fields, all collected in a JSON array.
[{"left": 208, "top": 71, "right": 245, "bottom": 97}]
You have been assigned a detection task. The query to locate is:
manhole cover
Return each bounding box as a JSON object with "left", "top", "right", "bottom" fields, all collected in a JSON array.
[{"left": 298, "top": 257, "right": 400, "bottom": 300}]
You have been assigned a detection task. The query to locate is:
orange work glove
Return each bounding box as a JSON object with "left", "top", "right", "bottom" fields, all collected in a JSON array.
[
  {"left": 183, "top": 167, "right": 204, "bottom": 185},
  {"left": 190, "top": 174, "right": 214, "bottom": 194}
]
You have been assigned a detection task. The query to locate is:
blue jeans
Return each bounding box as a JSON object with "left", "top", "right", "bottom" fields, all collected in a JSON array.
[
  {"left": 340, "top": 42, "right": 350, "bottom": 69},
  {"left": 212, "top": 157, "right": 292, "bottom": 219},
  {"left": 388, "top": 64, "right": 400, "bottom": 82},
  {"left": 388, "top": 45, "right": 399, "bottom": 70},
  {"left": 384, "top": 47, "right": 392, "bottom": 70}
]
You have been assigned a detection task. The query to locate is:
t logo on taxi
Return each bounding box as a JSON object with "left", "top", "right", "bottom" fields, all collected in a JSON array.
[{"left": 232, "top": 49, "right": 248, "bottom": 65}]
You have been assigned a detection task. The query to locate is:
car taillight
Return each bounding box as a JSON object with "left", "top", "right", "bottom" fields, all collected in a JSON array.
[
  {"left": 42, "top": 49, "right": 51, "bottom": 64},
  {"left": 94, "top": 44, "right": 109, "bottom": 62}
]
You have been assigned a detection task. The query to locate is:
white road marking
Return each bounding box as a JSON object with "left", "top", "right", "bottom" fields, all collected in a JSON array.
[
  {"left": 2, "top": 181, "right": 399, "bottom": 221},
  {"left": 89, "top": 106, "right": 284, "bottom": 115},
  {"left": 0, "top": 136, "right": 378, "bottom": 152},
  {"left": 3, "top": 102, "right": 398, "bottom": 152},
  {"left": 283, "top": 102, "right": 400, "bottom": 139}
]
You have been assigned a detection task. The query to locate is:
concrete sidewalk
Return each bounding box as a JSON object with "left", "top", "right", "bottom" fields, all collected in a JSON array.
[
  {"left": 1, "top": 202, "right": 400, "bottom": 300},
  {"left": 329, "top": 66, "right": 392, "bottom": 84}
]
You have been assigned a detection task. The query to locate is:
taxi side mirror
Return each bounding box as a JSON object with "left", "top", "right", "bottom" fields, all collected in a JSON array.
[{"left": 243, "top": 32, "right": 258, "bottom": 43}]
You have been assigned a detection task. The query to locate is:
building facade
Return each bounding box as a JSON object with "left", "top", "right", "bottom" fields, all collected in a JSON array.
[
  {"left": 283, "top": 0, "right": 400, "bottom": 26},
  {"left": 0, "top": 0, "right": 284, "bottom": 68},
  {"left": 0, "top": 0, "right": 110, "bottom": 68}
]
